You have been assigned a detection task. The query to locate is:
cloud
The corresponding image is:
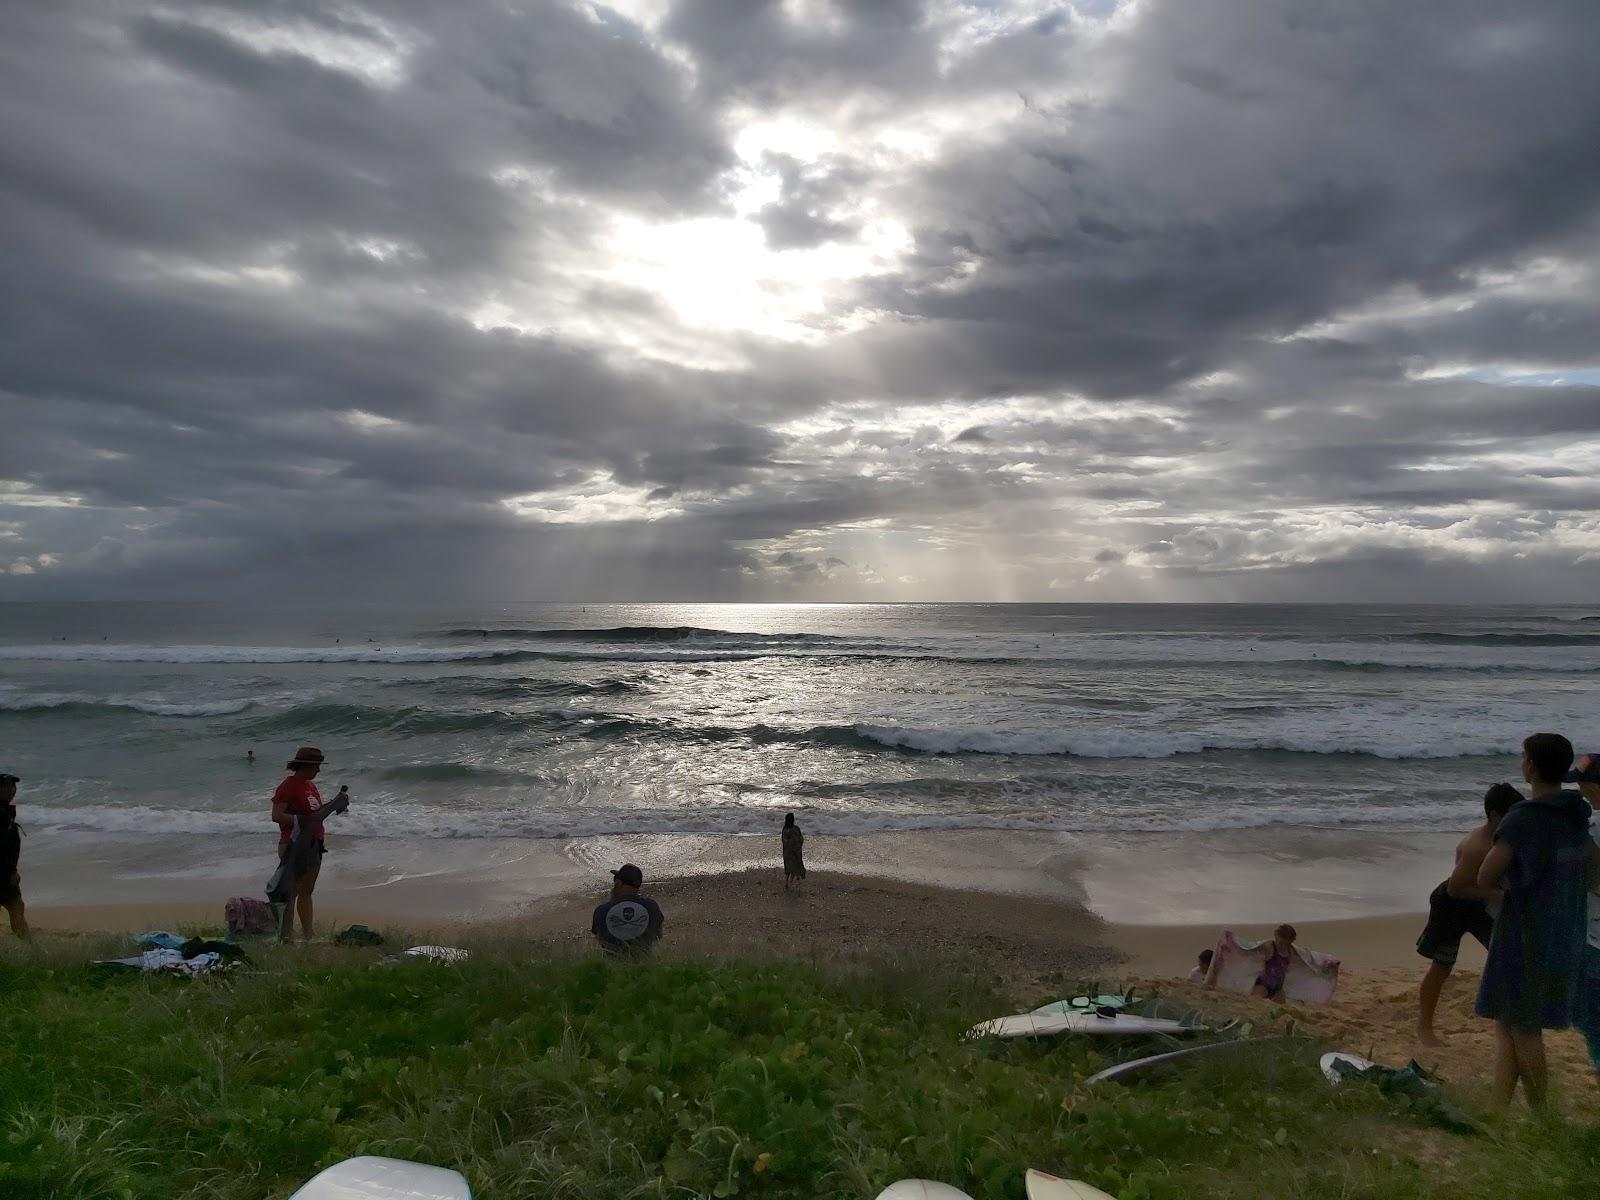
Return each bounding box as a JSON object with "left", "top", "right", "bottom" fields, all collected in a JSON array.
[{"left": 2, "top": 0, "right": 1599, "bottom": 601}]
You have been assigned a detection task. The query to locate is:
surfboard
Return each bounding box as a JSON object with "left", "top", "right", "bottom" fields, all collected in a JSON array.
[
  {"left": 873, "top": 1181, "right": 977, "bottom": 1200},
  {"left": 1024, "top": 1168, "right": 1119, "bottom": 1200},
  {"left": 968, "top": 1012, "right": 1196, "bottom": 1040},
  {"left": 1086, "top": 1036, "right": 1287, "bottom": 1085},
  {"left": 1320, "top": 1051, "right": 1377, "bottom": 1085},
  {"left": 289, "top": 1155, "right": 472, "bottom": 1199}
]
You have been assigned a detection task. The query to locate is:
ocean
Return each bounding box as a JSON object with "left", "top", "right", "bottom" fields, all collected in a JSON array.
[{"left": 1, "top": 602, "right": 1596, "bottom": 847}]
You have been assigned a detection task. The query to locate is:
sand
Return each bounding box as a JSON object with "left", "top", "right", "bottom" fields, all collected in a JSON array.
[
  {"left": 15, "top": 832, "right": 1597, "bottom": 1118},
  {"left": 1117, "top": 967, "right": 1599, "bottom": 1120}
]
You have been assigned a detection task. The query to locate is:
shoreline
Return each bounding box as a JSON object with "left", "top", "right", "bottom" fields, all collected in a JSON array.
[
  {"left": 16, "top": 823, "right": 1488, "bottom": 987},
  {"left": 19, "top": 822, "right": 1474, "bottom": 980}
]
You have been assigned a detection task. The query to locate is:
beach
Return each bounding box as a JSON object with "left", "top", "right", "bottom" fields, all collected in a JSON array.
[
  {"left": 8, "top": 601, "right": 1599, "bottom": 1125},
  {"left": 23, "top": 854, "right": 1598, "bottom": 1119}
]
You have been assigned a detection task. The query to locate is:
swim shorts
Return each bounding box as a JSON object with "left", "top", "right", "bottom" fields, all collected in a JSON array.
[{"left": 1416, "top": 881, "right": 1493, "bottom": 967}]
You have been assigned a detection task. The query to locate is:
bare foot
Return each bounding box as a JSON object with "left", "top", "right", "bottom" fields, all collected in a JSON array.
[{"left": 1417, "top": 1028, "right": 1446, "bottom": 1047}]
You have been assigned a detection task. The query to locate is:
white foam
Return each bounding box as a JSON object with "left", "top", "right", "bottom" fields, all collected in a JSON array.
[
  {"left": 26, "top": 795, "right": 1455, "bottom": 841},
  {"left": 0, "top": 636, "right": 1592, "bottom": 671},
  {"left": 0, "top": 643, "right": 525, "bottom": 665},
  {"left": 851, "top": 722, "right": 1521, "bottom": 760},
  {"left": 0, "top": 693, "right": 253, "bottom": 718}
]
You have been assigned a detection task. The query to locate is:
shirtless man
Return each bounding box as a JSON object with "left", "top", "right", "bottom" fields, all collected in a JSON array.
[{"left": 1414, "top": 782, "right": 1520, "bottom": 1045}]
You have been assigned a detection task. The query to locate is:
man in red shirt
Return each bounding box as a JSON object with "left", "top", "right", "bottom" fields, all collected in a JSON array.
[{"left": 272, "top": 746, "right": 330, "bottom": 941}]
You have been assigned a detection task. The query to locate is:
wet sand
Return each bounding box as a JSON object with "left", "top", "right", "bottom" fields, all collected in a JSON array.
[{"left": 19, "top": 824, "right": 1465, "bottom": 924}]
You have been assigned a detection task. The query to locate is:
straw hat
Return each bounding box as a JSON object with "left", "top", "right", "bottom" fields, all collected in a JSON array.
[{"left": 286, "top": 746, "right": 326, "bottom": 769}]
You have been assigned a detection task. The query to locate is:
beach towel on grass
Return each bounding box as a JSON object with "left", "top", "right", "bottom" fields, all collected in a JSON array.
[
  {"left": 1204, "top": 929, "right": 1340, "bottom": 1003},
  {"left": 94, "top": 949, "right": 232, "bottom": 976}
]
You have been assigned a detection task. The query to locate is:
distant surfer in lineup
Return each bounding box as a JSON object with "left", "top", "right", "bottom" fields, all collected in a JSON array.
[
  {"left": 1413, "top": 782, "right": 1518, "bottom": 1046},
  {"left": 782, "top": 813, "right": 807, "bottom": 889},
  {"left": 0, "top": 773, "right": 28, "bottom": 939}
]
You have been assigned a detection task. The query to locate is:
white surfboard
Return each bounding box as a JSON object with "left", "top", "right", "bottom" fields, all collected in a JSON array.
[
  {"left": 1320, "top": 1051, "right": 1377, "bottom": 1085},
  {"left": 968, "top": 1012, "right": 1196, "bottom": 1040},
  {"left": 289, "top": 1155, "right": 471, "bottom": 1199},
  {"left": 874, "top": 1181, "right": 977, "bottom": 1200},
  {"left": 1025, "top": 1168, "right": 1118, "bottom": 1200},
  {"left": 1086, "top": 1035, "right": 1287, "bottom": 1085}
]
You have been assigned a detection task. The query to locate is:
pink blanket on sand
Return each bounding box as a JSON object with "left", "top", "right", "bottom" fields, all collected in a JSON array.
[{"left": 1204, "top": 929, "right": 1340, "bottom": 1003}]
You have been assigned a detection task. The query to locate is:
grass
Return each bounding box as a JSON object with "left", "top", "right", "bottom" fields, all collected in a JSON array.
[{"left": 0, "top": 935, "right": 1595, "bottom": 1199}]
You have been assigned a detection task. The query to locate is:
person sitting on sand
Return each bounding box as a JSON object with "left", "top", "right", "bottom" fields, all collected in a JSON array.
[
  {"left": 1189, "top": 948, "right": 1213, "bottom": 983},
  {"left": 782, "top": 812, "right": 806, "bottom": 888},
  {"left": 1414, "top": 782, "right": 1521, "bottom": 1046},
  {"left": 271, "top": 747, "right": 332, "bottom": 942},
  {"left": 591, "top": 863, "right": 664, "bottom": 955},
  {"left": 1251, "top": 925, "right": 1297, "bottom": 999},
  {"left": 0, "top": 773, "right": 28, "bottom": 939},
  {"left": 1474, "top": 733, "right": 1600, "bottom": 1110}
]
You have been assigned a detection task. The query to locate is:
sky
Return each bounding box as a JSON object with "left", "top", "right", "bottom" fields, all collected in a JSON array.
[{"left": 2, "top": 0, "right": 1598, "bottom": 604}]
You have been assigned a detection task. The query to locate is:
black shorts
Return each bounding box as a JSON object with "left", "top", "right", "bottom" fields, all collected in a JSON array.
[{"left": 1416, "top": 881, "right": 1493, "bottom": 966}]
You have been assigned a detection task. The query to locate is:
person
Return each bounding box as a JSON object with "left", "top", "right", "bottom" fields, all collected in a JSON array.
[
  {"left": 246, "top": 749, "right": 255, "bottom": 765},
  {"left": 591, "top": 863, "right": 664, "bottom": 955},
  {"left": 1414, "top": 782, "right": 1522, "bottom": 1045},
  {"left": 1474, "top": 733, "right": 1600, "bottom": 1110},
  {"left": 1572, "top": 754, "right": 1600, "bottom": 1084},
  {"left": 0, "top": 773, "right": 27, "bottom": 939},
  {"left": 1251, "top": 924, "right": 1297, "bottom": 999},
  {"left": 271, "top": 747, "right": 331, "bottom": 941},
  {"left": 781, "top": 812, "right": 806, "bottom": 888},
  {"left": 1189, "top": 948, "right": 1213, "bottom": 983}
]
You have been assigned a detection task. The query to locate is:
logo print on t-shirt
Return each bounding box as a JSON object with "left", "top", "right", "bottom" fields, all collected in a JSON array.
[{"left": 605, "top": 901, "right": 650, "bottom": 942}]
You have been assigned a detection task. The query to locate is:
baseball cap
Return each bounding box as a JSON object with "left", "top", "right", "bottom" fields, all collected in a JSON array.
[
  {"left": 611, "top": 863, "right": 643, "bottom": 887},
  {"left": 0, "top": 773, "right": 18, "bottom": 785}
]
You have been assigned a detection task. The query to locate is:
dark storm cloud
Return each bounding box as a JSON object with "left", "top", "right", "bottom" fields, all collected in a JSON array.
[
  {"left": 859, "top": 0, "right": 1600, "bottom": 399},
  {"left": 3, "top": 0, "right": 1600, "bottom": 600},
  {"left": 662, "top": 0, "right": 939, "bottom": 106}
]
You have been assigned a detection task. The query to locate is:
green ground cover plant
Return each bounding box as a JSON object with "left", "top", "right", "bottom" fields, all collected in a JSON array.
[{"left": 0, "top": 937, "right": 1594, "bottom": 1199}]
